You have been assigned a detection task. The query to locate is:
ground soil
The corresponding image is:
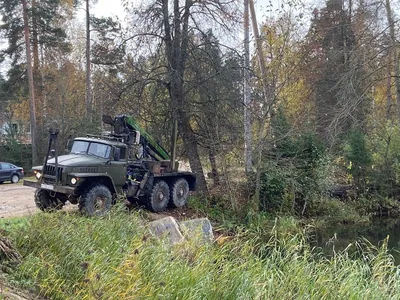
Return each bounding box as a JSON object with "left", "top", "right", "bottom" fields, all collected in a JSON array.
[
  {"left": 0, "top": 183, "right": 37, "bottom": 219},
  {"left": 0, "top": 181, "right": 204, "bottom": 222}
]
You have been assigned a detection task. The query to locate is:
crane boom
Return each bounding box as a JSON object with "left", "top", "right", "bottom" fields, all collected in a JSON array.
[{"left": 103, "top": 114, "right": 170, "bottom": 161}]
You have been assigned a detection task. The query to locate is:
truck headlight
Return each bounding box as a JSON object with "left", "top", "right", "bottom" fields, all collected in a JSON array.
[
  {"left": 70, "top": 177, "right": 78, "bottom": 185},
  {"left": 34, "top": 171, "right": 42, "bottom": 180}
]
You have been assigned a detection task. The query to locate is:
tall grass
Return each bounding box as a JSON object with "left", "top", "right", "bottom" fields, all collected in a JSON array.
[{"left": 2, "top": 208, "right": 400, "bottom": 299}]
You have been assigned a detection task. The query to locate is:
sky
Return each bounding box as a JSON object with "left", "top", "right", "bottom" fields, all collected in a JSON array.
[
  {"left": 90, "top": 0, "right": 297, "bottom": 48},
  {"left": 92, "top": 0, "right": 285, "bottom": 21},
  {"left": 85, "top": 0, "right": 293, "bottom": 54}
]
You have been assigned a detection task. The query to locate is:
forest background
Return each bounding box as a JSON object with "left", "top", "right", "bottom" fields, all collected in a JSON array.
[{"left": 2, "top": 0, "right": 400, "bottom": 219}]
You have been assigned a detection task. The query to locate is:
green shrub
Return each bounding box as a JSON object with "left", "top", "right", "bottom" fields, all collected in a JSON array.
[
  {"left": 0, "top": 142, "right": 31, "bottom": 170},
  {"left": 256, "top": 131, "right": 333, "bottom": 216},
  {"left": 343, "top": 128, "right": 372, "bottom": 191},
  {"left": 368, "top": 122, "right": 400, "bottom": 198}
]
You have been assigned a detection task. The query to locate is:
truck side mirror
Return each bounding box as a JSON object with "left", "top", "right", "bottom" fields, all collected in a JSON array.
[{"left": 114, "top": 148, "right": 121, "bottom": 161}]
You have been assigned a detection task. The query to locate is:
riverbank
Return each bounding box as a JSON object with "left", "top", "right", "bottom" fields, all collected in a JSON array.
[{"left": 1, "top": 206, "right": 400, "bottom": 299}]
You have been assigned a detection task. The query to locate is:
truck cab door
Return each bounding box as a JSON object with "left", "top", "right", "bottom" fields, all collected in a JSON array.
[{"left": 106, "top": 147, "right": 127, "bottom": 186}]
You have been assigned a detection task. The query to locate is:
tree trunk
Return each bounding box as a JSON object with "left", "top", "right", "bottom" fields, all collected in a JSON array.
[
  {"left": 243, "top": 0, "right": 253, "bottom": 173},
  {"left": 162, "top": 0, "right": 208, "bottom": 194},
  {"left": 208, "top": 146, "right": 220, "bottom": 186},
  {"left": 385, "top": 0, "right": 400, "bottom": 118},
  {"left": 85, "top": 0, "right": 92, "bottom": 116},
  {"left": 249, "top": 0, "right": 271, "bottom": 213},
  {"left": 31, "top": 0, "right": 43, "bottom": 119},
  {"left": 387, "top": 60, "right": 393, "bottom": 119},
  {"left": 170, "top": 75, "right": 208, "bottom": 193},
  {"left": 180, "top": 115, "right": 208, "bottom": 193},
  {"left": 22, "top": 0, "right": 38, "bottom": 166}
]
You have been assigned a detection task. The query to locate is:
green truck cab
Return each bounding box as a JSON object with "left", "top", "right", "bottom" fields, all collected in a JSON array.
[{"left": 23, "top": 115, "right": 196, "bottom": 216}]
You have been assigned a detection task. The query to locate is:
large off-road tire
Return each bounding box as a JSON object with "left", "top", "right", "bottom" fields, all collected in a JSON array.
[
  {"left": 148, "top": 180, "right": 170, "bottom": 212},
  {"left": 170, "top": 178, "right": 189, "bottom": 208},
  {"left": 11, "top": 174, "right": 19, "bottom": 184},
  {"left": 79, "top": 184, "right": 112, "bottom": 216},
  {"left": 34, "top": 189, "right": 64, "bottom": 211}
]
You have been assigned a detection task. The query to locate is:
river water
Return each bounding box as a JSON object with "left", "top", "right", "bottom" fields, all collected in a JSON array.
[{"left": 312, "top": 217, "right": 400, "bottom": 264}]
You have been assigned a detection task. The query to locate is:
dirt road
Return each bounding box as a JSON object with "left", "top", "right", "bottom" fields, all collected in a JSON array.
[
  {"left": 0, "top": 183, "right": 37, "bottom": 218},
  {"left": 0, "top": 182, "right": 198, "bottom": 220}
]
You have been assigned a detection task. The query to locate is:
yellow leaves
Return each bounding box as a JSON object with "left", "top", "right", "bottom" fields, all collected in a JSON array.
[
  {"left": 281, "top": 78, "right": 313, "bottom": 124},
  {"left": 40, "top": 62, "right": 86, "bottom": 126},
  {"left": 252, "top": 20, "right": 311, "bottom": 129},
  {"left": 10, "top": 98, "right": 30, "bottom": 122}
]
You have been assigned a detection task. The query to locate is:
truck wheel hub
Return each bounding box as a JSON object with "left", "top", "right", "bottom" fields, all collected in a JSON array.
[
  {"left": 158, "top": 193, "right": 164, "bottom": 202},
  {"left": 95, "top": 197, "right": 105, "bottom": 209}
]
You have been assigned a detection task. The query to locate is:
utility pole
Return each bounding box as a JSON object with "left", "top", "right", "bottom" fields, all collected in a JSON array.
[
  {"left": 22, "top": 0, "right": 38, "bottom": 165},
  {"left": 244, "top": 0, "right": 253, "bottom": 173}
]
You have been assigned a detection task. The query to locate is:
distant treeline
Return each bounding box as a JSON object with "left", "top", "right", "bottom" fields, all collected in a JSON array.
[{"left": 0, "top": 144, "right": 32, "bottom": 171}]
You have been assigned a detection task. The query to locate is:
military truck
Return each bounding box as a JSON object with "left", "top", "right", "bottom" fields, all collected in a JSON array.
[{"left": 23, "top": 115, "right": 196, "bottom": 216}]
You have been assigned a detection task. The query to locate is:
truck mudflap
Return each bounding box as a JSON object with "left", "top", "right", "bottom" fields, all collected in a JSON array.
[{"left": 23, "top": 180, "right": 76, "bottom": 195}]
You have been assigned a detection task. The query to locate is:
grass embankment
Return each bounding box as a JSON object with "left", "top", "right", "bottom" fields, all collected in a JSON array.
[{"left": 1, "top": 206, "right": 400, "bottom": 300}]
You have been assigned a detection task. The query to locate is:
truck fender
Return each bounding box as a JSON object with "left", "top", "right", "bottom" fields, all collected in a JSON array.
[{"left": 69, "top": 173, "right": 118, "bottom": 194}]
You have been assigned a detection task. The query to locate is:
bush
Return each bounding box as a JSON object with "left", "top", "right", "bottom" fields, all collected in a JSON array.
[
  {"left": 343, "top": 128, "right": 372, "bottom": 191},
  {"left": 256, "top": 131, "right": 333, "bottom": 216},
  {"left": 367, "top": 122, "right": 400, "bottom": 198}
]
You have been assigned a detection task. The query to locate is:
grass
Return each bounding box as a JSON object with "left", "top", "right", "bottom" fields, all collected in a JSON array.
[
  {"left": 1, "top": 206, "right": 400, "bottom": 299},
  {"left": 18, "top": 176, "right": 35, "bottom": 185}
]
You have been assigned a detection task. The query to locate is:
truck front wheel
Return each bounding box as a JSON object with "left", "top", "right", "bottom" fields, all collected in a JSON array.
[
  {"left": 148, "top": 180, "right": 169, "bottom": 212},
  {"left": 79, "top": 185, "right": 112, "bottom": 216},
  {"left": 34, "top": 189, "right": 64, "bottom": 211},
  {"left": 170, "top": 178, "right": 189, "bottom": 208}
]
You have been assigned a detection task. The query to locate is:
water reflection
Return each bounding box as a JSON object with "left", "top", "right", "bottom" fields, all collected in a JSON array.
[{"left": 312, "top": 217, "right": 400, "bottom": 264}]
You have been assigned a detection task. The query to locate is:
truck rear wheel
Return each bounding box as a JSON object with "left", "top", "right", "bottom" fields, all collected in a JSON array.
[
  {"left": 148, "top": 180, "right": 169, "bottom": 212},
  {"left": 79, "top": 184, "right": 112, "bottom": 216},
  {"left": 34, "top": 189, "right": 64, "bottom": 211},
  {"left": 170, "top": 178, "right": 189, "bottom": 208}
]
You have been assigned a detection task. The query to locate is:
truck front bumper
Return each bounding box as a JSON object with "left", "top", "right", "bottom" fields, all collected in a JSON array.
[{"left": 23, "top": 180, "right": 76, "bottom": 195}]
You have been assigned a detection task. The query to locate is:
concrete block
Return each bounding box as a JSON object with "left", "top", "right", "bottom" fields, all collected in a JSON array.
[
  {"left": 147, "top": 216, "right": 184, "bottom": 245},
  {"left": 179, "top": 218, "right": 214, "bottom": 243}
]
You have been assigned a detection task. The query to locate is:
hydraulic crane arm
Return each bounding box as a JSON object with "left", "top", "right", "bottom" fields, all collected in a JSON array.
[{"left": 103, "top": 114, "right": 170, "bottom": 161}]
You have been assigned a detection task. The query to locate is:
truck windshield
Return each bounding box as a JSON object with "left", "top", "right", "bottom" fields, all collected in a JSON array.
[
  {"left": 71, "top": 141, "right": 111, "bottom": 159},
  {"left": 71, "top": 141, "right": 89, "bottom": 154}
]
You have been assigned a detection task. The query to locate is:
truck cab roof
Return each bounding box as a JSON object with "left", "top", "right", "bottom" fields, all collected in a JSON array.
[{"left": 74, "top": 137, "right": 128, "bottom": 148}]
